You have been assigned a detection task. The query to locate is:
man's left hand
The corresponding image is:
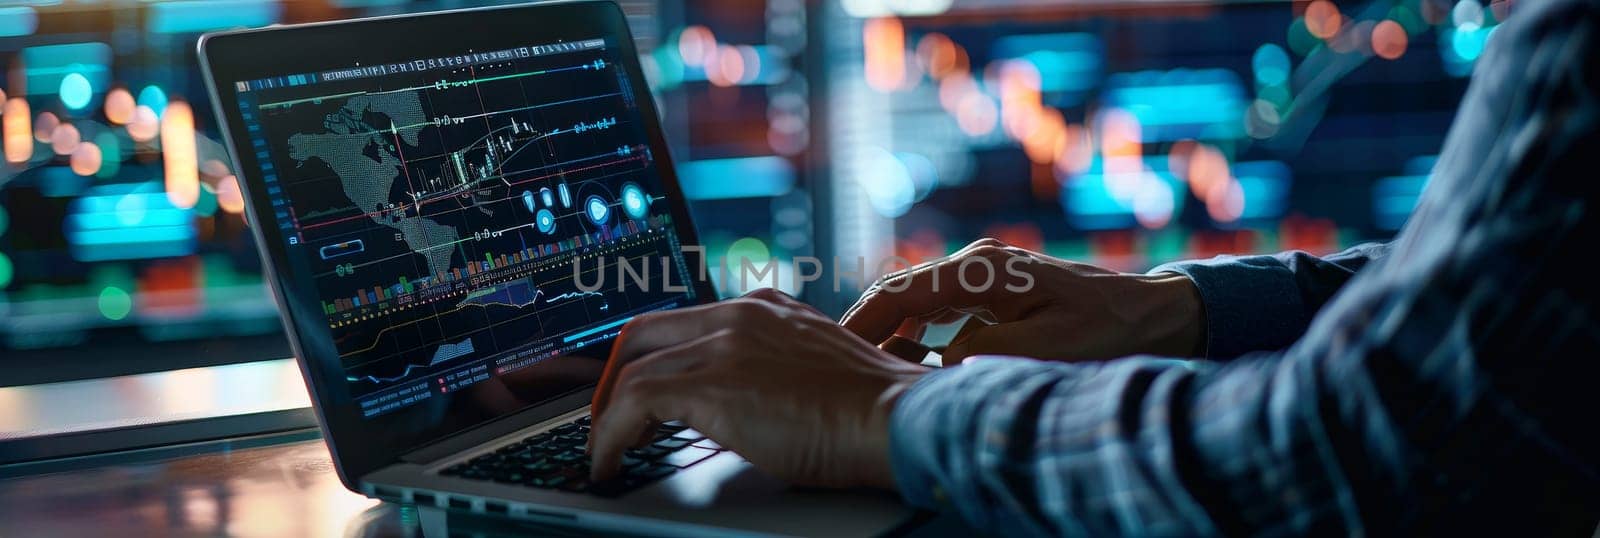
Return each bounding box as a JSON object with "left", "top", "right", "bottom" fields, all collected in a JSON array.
[{"left": 587, "top": 289, "right": 928, "bottom": 489}]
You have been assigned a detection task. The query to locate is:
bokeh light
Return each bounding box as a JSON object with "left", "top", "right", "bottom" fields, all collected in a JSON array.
[
  {"left": 863, "top": 17, "right": 906, "bottom": 92},
  {"left": 3, "top": 98, "right": 31, "bottom": 164},
  {"left": 709, "top": 44, "right": 744, "bottom": 87},
  {"left": 1132, "top": 174, "right": 1176, "bottom": 229},
  {"left": 104, "top": 87, "right": 135, "bottom": 125},
  {"left": 94, "top": 130, "right": 121, "bottom": 179},
  {"left": 127, "top": 105, "right": 159, "bottom": 141},
  {"left": 1372, "top": 20, "right": 1409, "bottom": 60},
  {"left": 50, "top": 122, "right": 80, "bottom": 155},
  {"left": 33, "top": 111, "right": 58, "bottom": 143},
  {"left": 1205, "top": 178, "right": 1246, "bottom": 223},
  {"left": 1251, "top": 44, "right": 1290, "bottom": 87},
  {"left": 1452, "top": 0, "right": 1485, "bottom": 27},
  {"left": 1305, "top": 0, "right": 1344, "bottom": 39},
  {"left": 1287, "top": 17, "right": 1321, "bottom": 56},
  {"left": 678, "top": 25, "right": 716, "bottom": 67},
  {"left": 98, "top": 286, "right": 133, "bottom": 321},
  {"left": 1450, "top": 22, "right": 1490, "bottom": 61},
  {"left": 70, "top": 141, "right": 102, "bottom": 176},
  {"left": 917, "top": 32, "right": 966, "bottom": 80},
  {"left": 859, "top": 146, "right": 916, "bottom": 218},
  {"left": 161, "top": 100, "right": 200, "bottom": 209},
  {"left": 138, "top": 85, "right": 168, "bottom": 117},
  {"left": 955, "top": 91, "right": 998, "bottom": 136},
  {"left": 0, "top": 252, "right": 12, "bottom": 288},
  {"left": 217, "top": 174, "right": 246, "bottom": 214},
  {"left": 59, "top": 72, "right": 93, "bottom": 110}
]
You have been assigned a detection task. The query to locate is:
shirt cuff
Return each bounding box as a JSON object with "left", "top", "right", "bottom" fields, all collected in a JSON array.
[{"left": 1150, "top": 256, "right": 1310, "bottom": 359}]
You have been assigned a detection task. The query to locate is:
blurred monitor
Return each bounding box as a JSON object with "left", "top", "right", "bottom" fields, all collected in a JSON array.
[{"left": 816, "top": 0, "right": 1488, "bottom": 312}]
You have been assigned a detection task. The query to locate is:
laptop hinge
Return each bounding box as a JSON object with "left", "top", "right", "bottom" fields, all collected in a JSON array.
[{"left": 400, "top": 387, "right": 594, "bottom": 465}]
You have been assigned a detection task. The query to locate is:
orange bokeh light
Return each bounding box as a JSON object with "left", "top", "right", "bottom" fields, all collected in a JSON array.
[
  {"left": 1305, "top": 0, "right": 1344, "bottom": 39},
  {"left": 161, "top": 100, "right": 200, "bottom": 209},
  {"left": 33, "top": 111, "right": 58, "bottom": 143},
  {"left": 1053, "top": 123, "right": 1094, "bottom": 176},
  {"left": 1186, "top": 143, "right": 1232, "bottom": 198},
  {"left": 128, "top": 105, "right": 160, "bottom": 142},
  {"left": 709, "top": 44, "right": 744, "bottom": 87},
  {"left": 678, "top": 25, "right": 717, "bottom": 67},
  {"left": 105, "top": 87, "right": 136, "bottom": 125},
  {"left": 50, "top": 122, "right": 80, "bottom": 155},
  {"left": 955, "top": 92, "right": 997, "bottom": 136},
  {"left": 1372, "top": 20, "right": 1409, "bottom": 60},
  {"left": 70, "top": 141, "right": 102, "bottom": 176},
  {"left": 217, "top": 175, "right": 246, "bottom": 214},
  {"left": 863, "top": 17, "right": 906, "bottom": 92},
  {"left": 917, "top": 32, "right": 967, "bottom": 80},
  {"left": 3, "top": 98, "right": 32, "bottom": 164}
]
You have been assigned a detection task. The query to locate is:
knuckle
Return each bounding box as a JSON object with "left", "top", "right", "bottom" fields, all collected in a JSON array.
[{"left": 970, "top": 237, "right": 1007, "bottom": 249}]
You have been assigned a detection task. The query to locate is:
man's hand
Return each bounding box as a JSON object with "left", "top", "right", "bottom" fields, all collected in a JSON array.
[
  {"left": 588, "top": 289, "right": 927, "bottom": 489},
  {"left": 842, "top": 238, "right": 1206, "bottom": 364}
]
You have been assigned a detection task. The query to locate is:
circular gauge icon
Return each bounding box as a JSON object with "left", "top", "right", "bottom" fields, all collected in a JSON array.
[
  {"left": 620, "top": 183, "right": 649, "bottom": 220},
  {"left": 535, "top": 208, "right": 557, "bottom": 234},
  {"left": 584, "top": 195, "right": 611, "bottom": 225}
]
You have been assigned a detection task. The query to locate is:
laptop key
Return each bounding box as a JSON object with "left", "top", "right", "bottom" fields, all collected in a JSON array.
[
  {"left": 652, "top": 437, "right": 694, "bottom": 451},
  {"left": 628, "top": 445, "right": 672, "bottom": 460},
  {"left": 628, "top": 463, "right": 677, "bottom": 486},
  {"left": 660, "top": 446, "right": 717, "bottom": 469}
]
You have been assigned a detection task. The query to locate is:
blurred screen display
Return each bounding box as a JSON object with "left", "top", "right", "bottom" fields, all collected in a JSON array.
[{"left": 825, "top": 0, "right": 1491, "bottom": 275}]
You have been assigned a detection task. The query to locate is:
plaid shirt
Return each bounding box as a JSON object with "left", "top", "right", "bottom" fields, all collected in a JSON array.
[{"left": 889, "top": 0, "right": 1600, "bottom": 535}]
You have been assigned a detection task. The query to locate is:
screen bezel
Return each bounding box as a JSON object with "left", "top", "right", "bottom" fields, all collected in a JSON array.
[{"left": 198, "top": 0, "right": 718, "bottom": 489}]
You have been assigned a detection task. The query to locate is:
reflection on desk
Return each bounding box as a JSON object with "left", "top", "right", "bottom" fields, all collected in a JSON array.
[{"left": 0, "top": 440, "right": 408, "bottom": 537}]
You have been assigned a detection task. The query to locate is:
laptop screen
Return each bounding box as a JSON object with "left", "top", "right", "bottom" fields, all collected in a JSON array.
[{"left": 230, "top": 35, "right": 698, "bottom": 424}]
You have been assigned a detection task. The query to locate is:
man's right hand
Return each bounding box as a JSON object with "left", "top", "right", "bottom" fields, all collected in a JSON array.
[{"left": 841, "top": 238, "right": 1207, "bottom": 364}]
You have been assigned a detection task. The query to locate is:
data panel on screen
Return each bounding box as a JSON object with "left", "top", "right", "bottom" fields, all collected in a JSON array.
[{"left": 234, "top": 39, "right": 695, "bottom": 418}]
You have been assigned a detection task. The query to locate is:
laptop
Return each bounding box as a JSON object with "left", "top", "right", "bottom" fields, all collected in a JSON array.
[{"left": 197, "top": 2, "right": 914, "bottom": 535}]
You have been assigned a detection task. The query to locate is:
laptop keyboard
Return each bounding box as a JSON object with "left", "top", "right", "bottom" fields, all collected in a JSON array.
[{"left": 438, "top": 415, "right": 723, "bottom": 497}]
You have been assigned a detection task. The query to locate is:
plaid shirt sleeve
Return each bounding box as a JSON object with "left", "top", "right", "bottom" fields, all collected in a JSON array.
[
  {"left": 889, "top": 0, "right": 1600, "bottom": 534},
  {"left": 1149, "top": 243, "right": 1390, "bottom": 360}
]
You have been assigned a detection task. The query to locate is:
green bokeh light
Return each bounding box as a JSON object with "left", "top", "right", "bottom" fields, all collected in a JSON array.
[
  {"left": 0, "top": 252, "right": 12, "bottom": 288},
  {"left": 726, "top": 236, "right": 771, "bottom": 266},
  {"left": 1287, "top": 18, "right": 1320, "bottom": 57},
  {"left": 98, "top": 286, "right": 133, "bottom": 320}
]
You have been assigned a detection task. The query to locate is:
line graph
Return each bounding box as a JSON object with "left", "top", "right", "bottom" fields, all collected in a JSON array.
[{"left": 251, "top": 39, "right": 698, "bottom": 403}]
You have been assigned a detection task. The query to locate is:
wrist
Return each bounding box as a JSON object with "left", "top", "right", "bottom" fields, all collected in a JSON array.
[
  {"left": 1131, "top": 272, "right": 1207, "bottom": 357},
  {"left": 860, "top": 370, "right": 924, "bottom": 492}
]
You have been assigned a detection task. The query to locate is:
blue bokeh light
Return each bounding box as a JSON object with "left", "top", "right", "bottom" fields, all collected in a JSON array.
[
  {"left": 59, "top": 72, "right": 93, "bottom": 110},
  {"left": 137, "top": 85, "right": 168, "bottom": 117},
  {"left": 1251, "top": 44, "right": 1290, "bottom": 87}
]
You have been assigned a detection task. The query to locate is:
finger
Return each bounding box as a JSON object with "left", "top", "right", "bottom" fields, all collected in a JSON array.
[
  {"left": 589, "top": 375, "right": 685, "bottom": 481},
  {"left": 593, "top": 300, "right": 772, "bottom": 419},
  {"left": 941, "top": 319, "right": 1062, "bottom": 364},
  {"left": 841, "top": 243, "right": 1030, "bottom": 344},
  {"left": 590, "top": 330, "right": 734, "bottom": 480},
  {"left": 590, "top": 328, "right": 730, "bottom": 452},
  {"left": 840, "top": 238, "right": 1002, "bottom": 324}
]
